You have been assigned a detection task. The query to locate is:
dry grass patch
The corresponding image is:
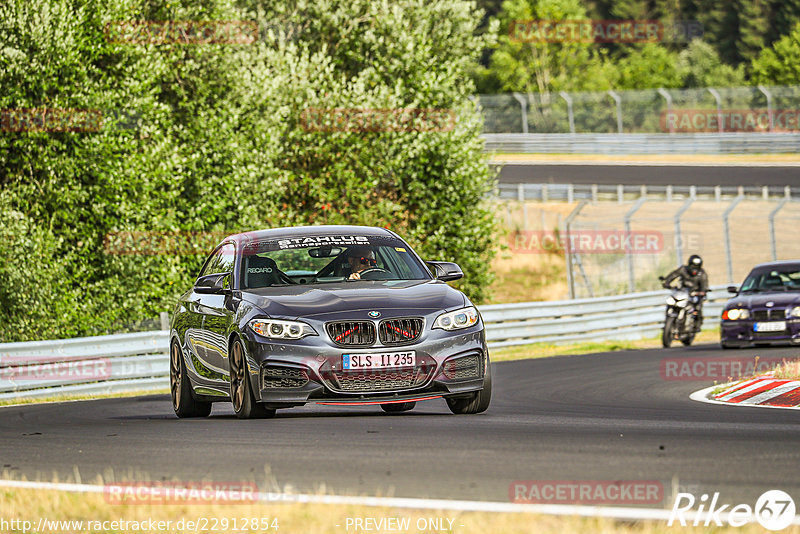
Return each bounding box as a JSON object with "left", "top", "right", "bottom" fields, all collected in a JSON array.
[{"left": 0, "top": 485, "right": 796, "bottom": 534}]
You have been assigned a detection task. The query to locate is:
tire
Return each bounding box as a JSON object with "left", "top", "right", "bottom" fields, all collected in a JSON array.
[
  {"left": 229, "top": 338, "right": 275, "bottom": 420},
  {"left": 680, "top": 332, "right": 695, "bottom": 346},
  {"left": 380, "top": 402, "right": 416, "bottom": 413},
  {"left": 662, "top": 316, "right": 675, "bottom": 348},
  {"left": 446, "top": 365, "right": 492, "bottom": 415},
  {"left": 170, "top": 341, "right": 212, "bottom": 418}
]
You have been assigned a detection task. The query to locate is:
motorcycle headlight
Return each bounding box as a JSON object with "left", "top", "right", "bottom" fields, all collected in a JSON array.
[
  {"left": 248, "top": 319, "right": 316, "bottom": 339},
  {"left": 433, "top": 306, "right": 479, "bottom": 331},
  {"left": 789, "top": 307, "right": 800, "bottom": 318},
  {"left": 723, "top": 308, "right": 750, "bottom": 320}
]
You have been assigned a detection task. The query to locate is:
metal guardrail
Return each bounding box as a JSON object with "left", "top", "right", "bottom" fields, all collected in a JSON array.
[
  {"left": 0, "top": 288, "right": 729, "bottom": 399},
  {"left": 0, "top": 332, "right": 169, "bottom": 401},
  {"left": 481, "top": 285, "right": 728, "bottom": 348},
  {"left": 482, "top": 133, "right": 800, "bottom": 154},
  {"left": 495, "top": 183, "right": 798, "bottom": 203}
]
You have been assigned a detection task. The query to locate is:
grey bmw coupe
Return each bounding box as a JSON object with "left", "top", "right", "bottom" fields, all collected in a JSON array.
[{"left": 169, "top": 225, "right": 491, "bottom": 418}]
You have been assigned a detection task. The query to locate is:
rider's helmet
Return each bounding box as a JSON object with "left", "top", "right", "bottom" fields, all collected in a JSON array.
[{"left": 687, "top": 254, "right": 702, "bottom": 276}]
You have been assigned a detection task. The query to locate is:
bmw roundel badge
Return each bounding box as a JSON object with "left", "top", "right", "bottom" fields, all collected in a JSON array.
[{"left": 368, "top": 311, "right": 381, "bottom": 318}]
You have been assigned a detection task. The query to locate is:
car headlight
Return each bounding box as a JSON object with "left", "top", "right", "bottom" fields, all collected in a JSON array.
[
  {"left": 789, "top": 307, "right": 800, "bottom": 318},
  {"left": 433, "top": 306, "right": 479, "bottom": 331},
  {"left": 723, "top": 308, "right": 750, "bottom": 320},
  {"left": 248, "top": 319, "right": 316, "bottom": 339}
]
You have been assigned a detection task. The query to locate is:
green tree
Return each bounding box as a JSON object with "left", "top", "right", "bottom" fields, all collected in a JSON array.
[
  {"left": 678, "top": 39, "right": 745, "bottom": 87},
  {"left": 752, "top": 21, "right": 800, "bottom": 84},
  {"left": 483, "top": 0, "right": 614, "bottom": 93},
  {"left": 0, "top": 0, "right": 497, "bottom": 341}
]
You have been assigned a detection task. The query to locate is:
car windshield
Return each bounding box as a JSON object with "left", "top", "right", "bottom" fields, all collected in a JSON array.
[
  {"left": 239, "top": 235, "right": 431, "bottom": 288},
  {"left": 739, "top": 267, "right": 800, "bottom": 292}
]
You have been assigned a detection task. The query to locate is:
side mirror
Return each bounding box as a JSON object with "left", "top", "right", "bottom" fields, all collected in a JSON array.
[
  {"left": 195, "top": 273, "right": 229, "bottom": 294},
  {"left": 727, "top": 285, "right": 739, "bottom": 294},
  {"left": 426, "top": 261, "right": 463, "bottom": 282}
]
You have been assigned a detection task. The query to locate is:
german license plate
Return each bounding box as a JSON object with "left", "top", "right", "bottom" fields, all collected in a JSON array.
[
  {"left": 754, "top": 321, "right": 786, "bottom": 332},
  {"left": 342, "top": 351, "right": 415, "bottom": 370}
]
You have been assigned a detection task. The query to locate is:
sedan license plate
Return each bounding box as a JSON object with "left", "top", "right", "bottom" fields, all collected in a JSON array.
[
  {"left": 754, "top": 321, "right": 786, "bottom": 332},
  {"left": 342, "top": 351, "right": 415, "bottom": 370}
]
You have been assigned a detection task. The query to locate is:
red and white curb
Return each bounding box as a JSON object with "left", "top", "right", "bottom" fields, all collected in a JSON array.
[{"left": 691, "top": 373, "right": 800, "bottom": 410}]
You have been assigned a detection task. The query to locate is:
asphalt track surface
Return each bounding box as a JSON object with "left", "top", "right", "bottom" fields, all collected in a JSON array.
[
  {"left": 496, "top": 162, "right": 800, "bottom": 186},
  {"left": 2, "top": 343, "right": 799, "bottom": 506}
]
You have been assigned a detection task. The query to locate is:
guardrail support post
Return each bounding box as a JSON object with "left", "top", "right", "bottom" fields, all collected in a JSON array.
[
  {"left": 666, "top": 185, "right": 672, "bottom": 202},
  {"left": 758, "top": 85, "right": 774, "bottom": 132},
  {"left": 723, "top": 196, "right": 743, "bottom": 283},
  {"left": 608, "top": 90, "right": 623, "bottom": 133},
  {"left": 714, "top": 185, "right": 721, "bottom": 202},
  {"left": 625, "top": 197, "right": 647, "bottom": 293},
  {"left": 762, "top": 186, "right": 769, "bottom": 200},
  {"left": 769, "top": 198, "right": 788, "bottom": 261},
  {"left": 591, "top": 184, "right": 598, "bottom": 204},
  {"left": 690, "top": 185, "right": 696, "bottom": 200},
  {"left": 708, "top": 88, "right": 723, "bottom": 133},
  {"left": 674, "top": 197, "right": 694, "bottom": 266},
  {"left": 542, "top": 183, "right": 549, "bottom": 202},
  {"left": 786, "top": 185, "right": 792, "bottom": 199},
  {"left": 160, "top": 312, "right": 169, "bottom": 331},
  {"left": 559, "top": 91, "right": 575, "bottom": 134},
  {"left": 657, "top": 88, "right": 674, "bottom": 134},
  {"left": 512, "top": 92, "right": 529, "bottom": 134},
  {"left": 617, "top": 184, "right": 624, "bottom": 203},
  {"left": 567, "top": 184, "right": 574, "bottom": 203},
  {"left": 565, "top": 201, "right": 588, "bottom": 299}
]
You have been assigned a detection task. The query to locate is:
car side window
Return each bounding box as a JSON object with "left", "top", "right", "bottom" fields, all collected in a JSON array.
[{"left": 199, "top": 243, "right": 236, "bottom": 278}]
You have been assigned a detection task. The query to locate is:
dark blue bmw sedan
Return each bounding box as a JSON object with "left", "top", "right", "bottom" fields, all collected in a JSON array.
[{"left": 720, "top": 260, "right": 800, "bottom": 348}]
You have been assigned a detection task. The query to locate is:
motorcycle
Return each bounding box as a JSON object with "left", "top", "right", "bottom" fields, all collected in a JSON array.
[{"left": 659, "top": 278, "right": 705, "bottom": 347}]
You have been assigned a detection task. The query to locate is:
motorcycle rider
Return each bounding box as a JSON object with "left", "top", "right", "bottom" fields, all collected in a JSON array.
[{"left": 660, "top": 255, "right": 708, "bottom": 330}]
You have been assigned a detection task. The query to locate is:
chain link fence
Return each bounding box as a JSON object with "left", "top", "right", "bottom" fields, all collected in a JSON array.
[
  {"left": 478, "top": 85, "right": 800, "bottom": 133},
  {"left": 501, "top": 195, "right": 800, "bottom": 299}
]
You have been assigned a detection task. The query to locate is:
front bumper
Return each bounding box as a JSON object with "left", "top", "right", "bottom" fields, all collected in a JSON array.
[
  {"left": 720, "top": 318, "right": 800, "bottom": 346},
  {"left": 242, "top": 327, "right": 488, "bottom": 406}
]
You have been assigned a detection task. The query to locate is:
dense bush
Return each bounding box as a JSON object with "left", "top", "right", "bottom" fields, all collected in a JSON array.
[{"left": 0, "top": 0, "right": 497, "bottom": 342}]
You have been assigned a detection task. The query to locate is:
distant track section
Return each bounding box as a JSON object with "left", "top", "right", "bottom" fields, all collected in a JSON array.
[{"left": 495, "top": 162, "right": 800, "bottom": 186}]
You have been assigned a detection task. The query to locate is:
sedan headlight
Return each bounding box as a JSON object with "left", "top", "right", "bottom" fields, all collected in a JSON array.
[
  {"left": 789, "top": 307, "right": 800, "bottom": 318},
  {"left": 722, "top": 308, "right": 750, "bottom": 320},
  {"left": 248, "top": 319, "right": 316, "bottom": 339},
  {"left": 433, "top": 306, "right": 479, "bottom": 331}
]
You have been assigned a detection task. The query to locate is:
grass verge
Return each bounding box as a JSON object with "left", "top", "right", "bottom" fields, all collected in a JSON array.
[
  {"left": 0, "top": 485, "right": 795, "bottom": 534},
  {"left": 0, "top": 388, "right": 169, "bottom": 408},
  {"left": 490, "top": 329, "right": 720, "bottom": 362}
]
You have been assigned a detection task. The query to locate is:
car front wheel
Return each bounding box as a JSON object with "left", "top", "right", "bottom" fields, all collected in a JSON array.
[
  {"left": 446, "top": 365, "right": 491, "bottom": 415},
  {"left": 230, "top": 338, "right": 275, "bottom": 420}
]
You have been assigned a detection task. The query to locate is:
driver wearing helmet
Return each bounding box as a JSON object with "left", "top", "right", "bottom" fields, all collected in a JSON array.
[
  {"left": 660, "top": 255, "right": 709, "bottom": 329},
  {"left": 346, "top": 246, "right": 378, "bottom": 280}
]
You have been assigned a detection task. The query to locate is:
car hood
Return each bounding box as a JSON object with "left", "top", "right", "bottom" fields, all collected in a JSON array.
[
  {"left": 240, "top": 280, "right": 467, "bottom": 319},
  {"left": 726, "top": 291, "right": 800, "bottom": 309}
]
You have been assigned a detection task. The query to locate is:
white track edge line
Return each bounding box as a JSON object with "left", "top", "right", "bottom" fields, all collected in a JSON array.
[
  {"left": 2, "top": 479, "right": 799, "bottom": 525},
  {"left": 690, "top": 384, "right": 800, "bottom": 411}
]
